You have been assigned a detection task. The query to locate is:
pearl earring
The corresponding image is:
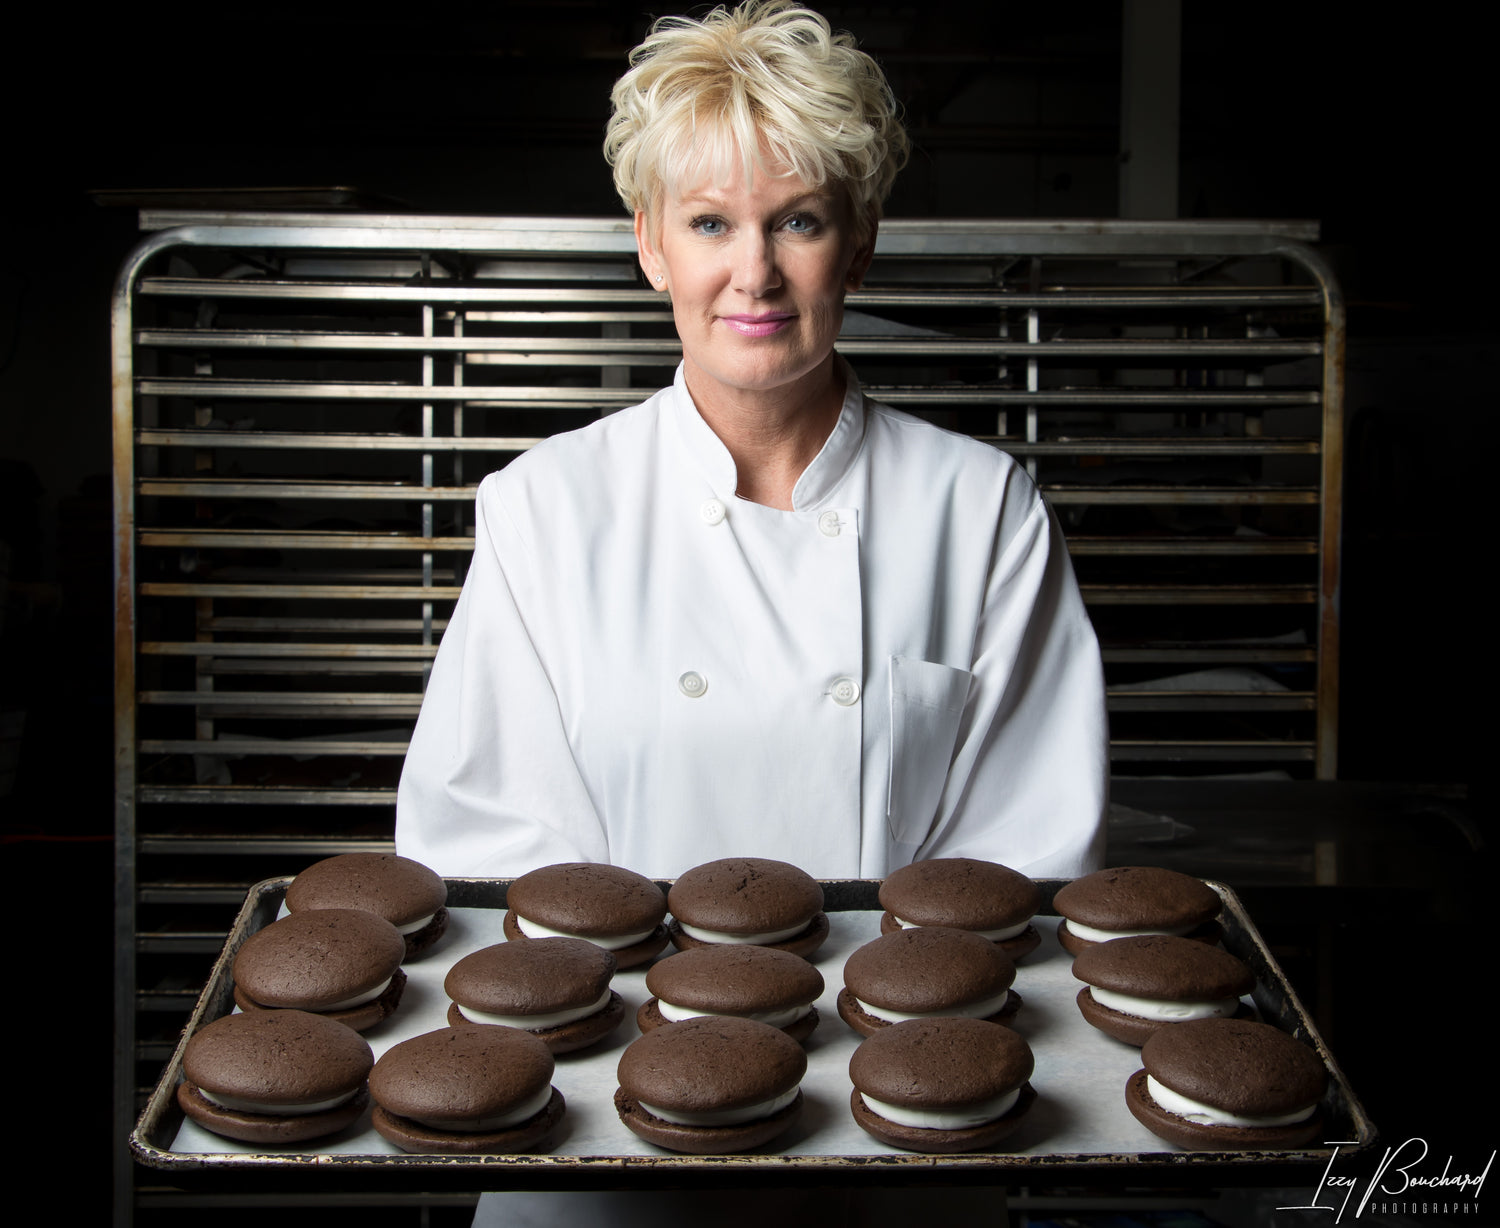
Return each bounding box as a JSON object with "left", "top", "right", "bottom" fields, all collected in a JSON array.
[{"left": 655, "top": 274, "right": 663, "bottom": 283}]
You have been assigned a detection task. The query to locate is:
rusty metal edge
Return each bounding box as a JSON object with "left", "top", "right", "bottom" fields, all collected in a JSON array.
[
  {"left": 115, "top": 225, "right": 197, "bottom": 1227},
  {"left": 1269, "top": 241, "right": 1344, "bottom": 780}
]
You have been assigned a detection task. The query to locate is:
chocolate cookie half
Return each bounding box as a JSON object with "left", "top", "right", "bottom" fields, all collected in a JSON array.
[
  {"left": 177, "top": 1009, "right": 373, "bottom": 1144},
  {"left": 838, "top": 926, "right": 1021, "bottom": 1038},
  {"left": 849, "top": 1017, "right": 1036, "bottom": 1153},
  {"left": 667, "top": 857, "right": 828, "bottom": 958},
  {"left": 1054, "top": 866, "right": 1223, "bottom": 955},
  {"left": 504, "top": 862, "right": 668, "bottom": 969},
  {"left": 638, "top": 944, "right": 824, "bottom": 1043},
  {"left": 615, "top": 1016, "right": 806, "bottom": 1154},
  {"left": 286, "top": 852, "right": 449, "bottom": 959},
  {"left": 1073, "top": 934, "right": 1256, "bottom": 1046},
  {"left": 232, "top": 909, "right": 407, "bottom": 1032},
  {"left": 370, "top": 1025, "right": 564, "bottom": 1154},
  {"left": 878, "top": 857, "right": 1042, "bottom": 961},
  {"left": 445, "top": 937, "right": 625, "bottom": 1054},
  {"left": 1127, "top": 1017, "right": 1327, "bottom": 1150}
]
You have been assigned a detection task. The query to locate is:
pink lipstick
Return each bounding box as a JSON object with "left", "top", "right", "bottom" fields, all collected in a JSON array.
[{"left": 722, "top": 313, "right": 793, "bottom": 337}]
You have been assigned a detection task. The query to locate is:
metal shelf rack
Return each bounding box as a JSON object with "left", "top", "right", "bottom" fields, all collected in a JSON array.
[{"left": 112, "top": 211, "right": 1342, "bottom": 1215}]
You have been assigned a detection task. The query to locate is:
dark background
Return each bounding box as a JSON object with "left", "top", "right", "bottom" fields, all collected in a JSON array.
[
  {"left": 0, "top": 2, "right": 1488, "bottom": 1222},
  {"left": 1, "top": 1, "right": 1487, "bottom": 804}
]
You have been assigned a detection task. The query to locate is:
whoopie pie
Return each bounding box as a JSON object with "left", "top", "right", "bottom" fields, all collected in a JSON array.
[
  {"left": 614, "top": 1016, "right": 807, "bottom": 1154},
  {"left": 177, "top": 1009, "right": 373, "bottom": 1144},
  {"left": 667, "top": 857, "right": 829, "bottom": 958},
  {"left": 878, "top": 857, "right": 1042, "bottom": 961},
  {"left": 848, "top": 1017, "right": 1036, "bottom": 1153},
  {"left": 1072, "top": 934, "right": 1256, "bottom": 1046},
  {"left": 837, "top": 926, "right": 1020, "bottom": 1038},
  {"left": 370, "top": 1025, "right": 565, "bottom": 1154},
  {"left": 444, "top": 937, "right": 626, "bottom": 1053},
  {"left": 504, "top": 862, "right": 669, "bottom": 969},
  {"left": 638, "top": 944, "right": 825, "bottom": 1042},
  {"left": 232, "top": 908, "right": 406, "bottom": 1031},
  {"left": 1127, "top": 1017, "right": 1327, "bottom": 1150},
  {"left": 1053, "top": 866, "right": 1223, "bottom": 956},
  {"left": 286, "top": 852, "right": 449, "bottom": 959}
]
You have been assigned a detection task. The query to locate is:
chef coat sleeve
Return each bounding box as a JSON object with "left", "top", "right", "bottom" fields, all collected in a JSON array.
[
  {"left": 394, "top": 472, "right": 609, "bottom": 877},
  {"left": 915, "top": 475, "right": 1108, "bottom": 877}
]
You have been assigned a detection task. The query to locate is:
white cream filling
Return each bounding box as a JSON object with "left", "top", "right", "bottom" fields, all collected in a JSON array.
[
  {"left": 676, "top": 919, "right": 810, "bottom": 945},
  {"left": 856, "top": 987, "right": 1013, "bottom": 1025},
  {"left": 896, "top": 915, "right": 1029, "bottom": 942},
  {"left": 1090, "top": 986, "right": 1242, "bottom": 1022},
  {"left": 200, "top": 1087, "right": 358, "bottom": 1117},
  {"left": 319, "top": 976, "right": 393, "bottom": 1012},
  {"left": 406, "top": 1083, "right": 554, "bottom": 1133},
  {"left": 395, "top": 912, "right": 435, "bottom": 936},
  {"left": 657, "top": 998, "right": 812, "bottom": 1029},
  {"left": 454, "top": 988, "right": 612, "bottom": 1030},
  {"left": 1066, "top": 919, "right": 1200, "bottom": 942},
  {"left": 640, "top": 1084, "right": 800, "bottom": 1127},
  {"left": 515, "top": 913, "right": 655, "bottom": 950},
  {"left": 861, "top": 1086, "right": 1020, "bottom": 1131},
  {"left": 1146, "top": 1075, "right": 1315, "bottom": 1128}
]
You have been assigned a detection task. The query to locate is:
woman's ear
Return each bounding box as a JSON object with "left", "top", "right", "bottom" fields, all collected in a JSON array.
[
  {"left": 846, "top": 215, "right": 878, "bottom": 292},
  {"left": 634, "top": 211, "right": 665, "bottom": 290}
]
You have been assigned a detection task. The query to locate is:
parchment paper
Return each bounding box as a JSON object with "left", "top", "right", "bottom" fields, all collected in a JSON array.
[{"left": 168, "top": 908, "right": 1206, "bottom": 1159}]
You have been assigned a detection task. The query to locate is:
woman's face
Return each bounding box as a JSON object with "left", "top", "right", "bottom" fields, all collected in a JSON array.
[{"left": 635, "top": 158, "right": 874, "bottom": 410}]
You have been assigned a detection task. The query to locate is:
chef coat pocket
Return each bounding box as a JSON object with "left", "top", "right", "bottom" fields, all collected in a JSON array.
[{"left": 887, "top": 656, "right": 973, "bottom": 847}]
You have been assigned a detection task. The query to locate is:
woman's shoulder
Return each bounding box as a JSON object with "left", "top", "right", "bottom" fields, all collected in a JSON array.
[
  {"left": 481, "top": 387, "right": 672, "bottom": 501},
  {"left": 862, "top": 399, "right": 1036, "bottom": 493}
]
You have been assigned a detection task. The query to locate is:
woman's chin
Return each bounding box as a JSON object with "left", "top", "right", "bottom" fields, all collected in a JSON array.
[{"left": 682, "top": 348, "right": 840, "bottom": 406}]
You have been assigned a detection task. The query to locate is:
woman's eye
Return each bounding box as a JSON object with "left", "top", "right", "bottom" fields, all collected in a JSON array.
[
  {"left": 691, "top": 217, "right": 726, "bottom": 237},
  {"left": 784, "top": 213, "right": 821, "bottom": 234}
]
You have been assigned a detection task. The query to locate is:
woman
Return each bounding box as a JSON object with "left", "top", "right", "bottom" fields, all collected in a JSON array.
[
  {"left": 399, "top": 5, "right": 1107, "bottom": 1222},
  {"left": 396, "top": 0, "right": 1108, "bottom": 887},
  {"left": 396, "top": 0, "right": 1104, "bottom": 881}
]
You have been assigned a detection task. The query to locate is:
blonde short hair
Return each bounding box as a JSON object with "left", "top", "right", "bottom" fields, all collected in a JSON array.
[{"left": 604, "top": 1, "right": 908, "bottom": 236}]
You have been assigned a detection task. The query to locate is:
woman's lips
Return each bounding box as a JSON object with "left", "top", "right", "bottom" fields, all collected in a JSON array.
[{"left": 722, "top": 313, "right": 794, "bottom": 337}]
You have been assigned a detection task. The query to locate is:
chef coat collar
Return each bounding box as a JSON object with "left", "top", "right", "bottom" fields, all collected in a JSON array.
[{"left": 668, "top": 359, "right": 867, "bottom": 512}]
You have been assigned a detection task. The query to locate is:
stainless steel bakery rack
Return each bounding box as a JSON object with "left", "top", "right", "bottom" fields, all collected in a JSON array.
[{"left": 112, "top": 212, "right": 1343, "bottom": 1213}]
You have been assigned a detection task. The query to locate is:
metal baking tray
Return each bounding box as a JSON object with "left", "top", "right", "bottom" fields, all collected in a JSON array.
[{"left": 131, "top": 878, "right": 1374, "bottom": 1192}]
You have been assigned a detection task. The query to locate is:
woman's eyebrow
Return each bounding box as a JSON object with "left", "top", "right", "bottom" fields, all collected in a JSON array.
[{"left": 674, "top": 188, "right": 835, "bottom": 212}]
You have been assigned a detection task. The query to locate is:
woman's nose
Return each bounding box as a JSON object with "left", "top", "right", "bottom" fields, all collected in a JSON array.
[{"left": 732, "top": 231, "right": 781, "bottom": 296}]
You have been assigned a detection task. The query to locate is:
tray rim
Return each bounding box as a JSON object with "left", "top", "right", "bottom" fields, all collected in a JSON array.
[{"left": 130, "top": 875, "right": 1377, "bottom": 1186}]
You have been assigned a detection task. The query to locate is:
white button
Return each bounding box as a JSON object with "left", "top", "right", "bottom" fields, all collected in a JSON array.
[
  {"left": 818, "top": 510, "right": 841, "bottom": 537},
  {"left": 700, "top": 499, "right": 727, "bottom": 526},
  {"left": 829, "top": 677, "right": 860, "bottom": 706},
  {"left": 678, "top": 671, "right": 708, "bottom": 698}
]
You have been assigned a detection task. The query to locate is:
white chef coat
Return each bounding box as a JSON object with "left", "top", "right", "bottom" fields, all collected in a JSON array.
[{"left": 396, "top": 361, "right": 1107, "bottom": 881}]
